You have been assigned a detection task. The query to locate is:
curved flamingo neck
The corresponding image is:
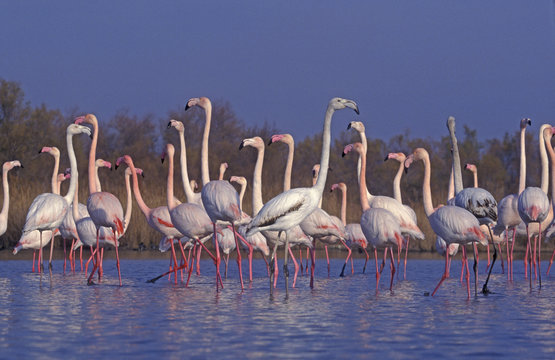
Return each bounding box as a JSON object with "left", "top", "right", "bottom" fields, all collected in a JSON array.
[
  {"left": 201, "top": 103, "right": 212, "bottom": 186},
  {"left": 51, "top": 153, "right": 60, "bottom": 194},
  {"left": 72, "top": 177, "right": 80, "bottom": 221},
  {"left": 420, "top": 151, "right": 435, "bottom": 217},
  {"left": 88, "top": 118, "right": 99, "bottom": 194},
  {"left": 472, "top": 170, "right": 478, "bottom": 188},
  {"left": 94, "top": 163, "right": 102, "bottom": 192},
  {"left": 252, "top": 145, "right": 265, "bottom": 215},
  {"left": 355, "top": 128, "right": 371, "bottom": 198},
  {"left": 358, "top": 147, "right": 370, "bottom": 212},
  {"left": 543, "top": 129, "right": 555, "bottom": 201},
  {"left": 63, "top": 130, "right": 78, "bottom": 206},
  {"left": 166, "top": 149, "right": 177, "bottom": 212},
  {"left": 123, "top": 170, "right": 133, "bottom": 232},
  {"left": 392, "top": 160, "right": 403, "bottom": 203},
  {"left": 313, "top": 106, "right": 335, "bottom": 198},
  {"left": 519, "top": 125, "right": 527, "bottom": 194},
  {"left": 0, "top": 167, "right": 10, "bottom": 222},
  {"left": 312, "top": 167, "right": 323, "bottom": 208},
  {"left": 176, "top": 128, "right": 197, "bottom": 203},
  {"left": 238, "top": 182, "right": 246, "bottom": 208},
  {"left": 283, "top": 140, "right": 294, "bottom": 191},
  {"left": 539, "top": 124, "right": 549, "bottom": 194},
  {"left": 126, "top": 157, "right": 151, "bottom": 219},
  {"left": 339, "top": 185, "right": 347, "bottom": 226},
  {"left": 447, "top": 165, "right": 455, "bottom": 201}
]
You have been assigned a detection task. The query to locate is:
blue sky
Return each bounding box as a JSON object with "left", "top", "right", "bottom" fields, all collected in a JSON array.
[{"left": 1, "top": 1, "right": 554, "bottom": 142}]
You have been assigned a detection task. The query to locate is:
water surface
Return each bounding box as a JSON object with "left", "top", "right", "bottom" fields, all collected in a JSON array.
[{"left": 0, "top": 256, "right": 553, "bottom": 359}]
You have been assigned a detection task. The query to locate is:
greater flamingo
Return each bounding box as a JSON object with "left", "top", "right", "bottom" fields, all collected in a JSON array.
[
  {"left": 246, "top": 97, "right": 359, "bottom": 295},
  {"left": 343, "top": 143, "right": 402, "bottom": 292},
  {"left": 0, "top": 161, "right": 22, "bottom": 236},
  {"left": 22, "top": 123, "right": 90, "bottom": 273},
  {"left": 405, "top": 147, "right": 486, "bottom": 299},
  {"left": 75, "top": 114, "right": 124, "bottom": 286}
]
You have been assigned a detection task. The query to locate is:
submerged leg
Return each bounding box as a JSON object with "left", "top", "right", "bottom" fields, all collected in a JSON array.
[{"left": 432, "top": 248, "right": 450, "bottom": 296}]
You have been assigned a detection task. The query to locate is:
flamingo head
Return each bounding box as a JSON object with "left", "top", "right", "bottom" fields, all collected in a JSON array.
[
  {"left": 347, "top": 121, "right": 365, "bottom": 132},
  {"left": 167, "top": 119, "right": 184, "bottom": 132},
  {"left": 190, "top": 179, "right": 198, "bottom": 190},
  {"left": 239, "top": 137, "right": 264, "bottom": 150},
  {"left": 230, "top": 176, "right": 247, "bottom": 186},
  {"left": 465, "top": 163, "right": 477, "bottom": 173},
  {"left": 115, "top": 155, "right": 133, "bottom": 170},
  {"left": 329, "top": 97, "right": 359, "bottom": 114},
  {"left": 520, "top": 118, "right": 532, "bottom": 129},
  {"left": 185, "top": 97, "right": 211, "bottom": 112},
  {"left": 3, "top": 160, "right": 22, "bottom": 172},
  {"left": 67, "top": 123, "right": 92, "bottom": 138},
  {"left": 384, "top": 152, "right": 406, "bottom": 163},
  {"left": 39, "top": 146, "right": 60, "bottom": 157}
]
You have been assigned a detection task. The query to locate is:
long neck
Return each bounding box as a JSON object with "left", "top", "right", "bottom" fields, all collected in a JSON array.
[
  {"left": 340, "top": 186, "right": 347, "bottom": 226},
  {"left": 449, "top": 119, "right": 464, "bottom": 194},
  {"left": 312, "top": 170, "right": 322, "bottom": 208},
  {"left": 539, "top": 124, "right": 549, "bottom": 194},
  {"left": 0, "top": 168, "right": 10, "bottom": 222},
  {"left": 63, "top": 132, "right": 78, "bottom": 205},
  {"left": 519, "top": 126, "right": 527, "bottom": 194},
  {"left": 283, "top": 141, "right": 294, "bottom": 191},
  {"left": 447, "top": 165, "right": 454, "bottom": 201},
  {"left": 128, "top": 161, "right": 151, "bottom": 219},
  {"left": 238, "top": 183, "right": 246, "bottom": 208},
  {"left": 123, "top": 171, "right": 133, "bottom": 232},
  {"left": 392, "top": 161, "right": 403, "bottom": 203},
  {"left": 95, "top": 164, "right": 102, "bottom": 192},
  {"left": 201, "top": 104, "right": 212, "bottom": 186},
  {"left": 88, "top": 120, "right": 99, "bottom": 194},
  {"left": 472, "top": 171, "right": 478, "bottom": 188},
  {"left": 166, "top": 151, "right": 176, "bottom": 211},
  {"left": 314, "top": 106, "right": 334, "bottom": 197},
  {"left": 421, "top": 153, "right": 435, "bottom": 217},
  {"left": 72, "top": 177, "right": 80, "bottom": 221},
  {"left": 359, "top": 149, "right": 370, "bottom": 211},
  {"left": 177, "top": 129, "right": 197, "bottom": 203},
  {"left": 252, "top": 146, "right": 265, "bottom": 215},
  {"left": 544, "top": 131, "right": 555, "bottom": 202},
  {"left": 51, "top": 154, "right": 60, "bottom": 194},
  {"left": 355, "top": 130, "right": 371, "bottom": 198}
]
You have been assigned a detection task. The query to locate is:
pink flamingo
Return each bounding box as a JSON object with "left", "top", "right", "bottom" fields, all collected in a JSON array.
[
  {"left": 384, "top": 152, "right": 420, "bottom": 279},
  {"left": 330, "top": 182, "right": 369, "bottom": 274},
  {"left": 75, "top": 114, "right": 124, "bottom": 286},
  {"left": 0, "top": 161, "right": 22, "bottom": 235},
  {"left": 163, "top": 143, "right": 220, "bottom": 288},
  {"left": 343, "top": 143, "right": 402, "bottom": 292},
  {"left": 116, "top": 154, "right": 186, "bottom": 284},
  {"left": 22, "top": 124, "right": 90, "bottom": 273},
  {"left": 405, "top": 147, "right": 487, "bottom": 299},
  {"left": 493, "top": 118, "right": 531, "bottom": 280},
  {"left": 246, "top": 97, "right": 359, "bottom": 295}
]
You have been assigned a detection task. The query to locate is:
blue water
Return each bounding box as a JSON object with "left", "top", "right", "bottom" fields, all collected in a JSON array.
[{"left": 0, "top": 256, "right": 553, "bottom": 359}]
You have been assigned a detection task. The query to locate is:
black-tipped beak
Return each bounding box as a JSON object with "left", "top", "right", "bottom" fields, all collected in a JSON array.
[
  {"left": 141, "top": 173, "right": 145, "bottom": 178},
  {"left": 38, "top": 149, "right": 41, "bottom": 154},
  {"left": 161, "top": 158, "right": 165, "bottom": 164},
  {"left": 384, "top": 156, "right": 389, "bottom": 162},
  {"left": 167, "top": 121, "right": 172, "bottom": 128},
  {"left": 404, "top": 166, "right": 409, "bottom": 174},
  {"left": 239, "top": 142, "right": 245, "bottom": 150},
  {"left": 114, "top": 164, "right": 119, "bottom": 170},
  {"left": 267, "top": 138, "right": 273, "bottom": 146},
  {"left": 528, "top": 119, "right": 532, "bottom": 126},
  {"left": 185, "top": 103, "right": 191, "bottom": 111},
  {"left": 20, "top": 164, "right": 24, "bottom": 169},
  {"left": 347, "top": 123, "right": 352, "bottom": 130},
  {"left": 354, "top": 107, "right": 360, "bottom": 115},
  {"left": 342, "top": 152, "right": 346, "bottom": 158}
]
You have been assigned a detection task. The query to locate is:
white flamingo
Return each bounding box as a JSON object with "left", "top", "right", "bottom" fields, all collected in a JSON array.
[
  {"left": 21, "top": 124, "right": 90, "bottom": 274},
  {"left": 0, "top": 161, "right": 22, "bottom": 236},
  {"left": 246, "top": 97, "right": 359, "bottom": 295},
  {"left": 405, "top": 147, "right": 487, "bottom": 299}
]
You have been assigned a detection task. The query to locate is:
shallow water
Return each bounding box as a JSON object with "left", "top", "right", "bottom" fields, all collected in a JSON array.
[{"left": 0, "top": 256, "right": 553, "bottom": 359}]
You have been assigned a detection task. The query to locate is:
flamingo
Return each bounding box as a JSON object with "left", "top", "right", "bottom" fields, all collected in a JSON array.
[
  {"left": 405, "top": 147, "right": 487, "bottom": 299},
  {"left": 542, "top": 126, "right": 555, "bottom": 275},
  {"left": 21, "top": 123, "right": 91, "bottom": 274},
  {"left": 384, "top": 152, "right": 420, "bottom": 279},
  {"left": 246, "top": 97, "right": 359, "bottom": 295},
  {"left": 0, "top": 161, "right": 22, "bottom": 236},
  {"left": 163, "top": 143, "right": 220, "bottom": 288},
  {"left": 343, "top": 143, "right": 402, "bottom": 292},
  {"left": 348, "top": 121, "right": 424, "bottom": 264},
  {"left": 493, "top": 118, "right": 531, "bottom": 280},
  {"left": 330, "top": 182, "right": 370, "bottom": 274},
  {"left": 267, "top": 133, "right": 313, "bottom": 282},
  {"left": 447, "top": 117, "right": 498, "bottom": 295},
  {"left": 185, "top": 97, "right": 213, "bottom": 187},
  {"left": 167, "top": 119, "right": 203, "bottom": 207},
  {"left": 116, "top": 154, "right": 186, "bottom": 284},
  {"left": 75, "top": 114, "right": 124, "bottom": 286}
]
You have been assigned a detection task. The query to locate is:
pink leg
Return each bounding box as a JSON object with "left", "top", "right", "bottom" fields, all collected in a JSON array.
[
  {"left": 498, "top": 243, "right": 504, "bottom": 274},
  {"left": 178, "top": 242, "right": 187, "bottom": 282},
  {"left": 262, "top": 254, "right": 270, "bottom": 276},
  {"left": 299, "top": 248, "right": 304, "bottom": 275},
  {"left": 432, "top": 247, "right": 450, "bottom": 296},
  {"left": 85, "top": 246, "right": 95, "bottom": 276},
  {"left": 506, "top": 232, "right": 510, "bottom": 281},
  {"left": 38, "top": 231, "right": 43, "bottom": 274},
  {"left": 510, "top": 229, "right": 516, "bottom": 281},
  {"left": 196, "top": 246, "right": 202, "bottom": 275},
  {"left": 186, "top": 243, "right": 196, "bottom": 287},
  {"left": 404, "top": 237, "right": 410, "bottom": 280},
  {"left": 234, "top": 230, "right": 253, "bottom": 282},
  {"left": 306, "top": 247, "right": 310, "bottom": 275},
  {"left": 49, "top": 232, "right": 55, "bottom": 270},
  {"left": 325, "top": 245, "right": 330, "bottom": 275},
  {"left": 167, "top": 254, "right": 173, "bottom": 281},
  {"left": 80, "top": 246, "right": 83, "bottom": 272},
  {"left": 231, "top": 224, "right": 245, "bottom": 290},
  {"left": 464, "top": 247, "right": 471, "bottom": 300},
  {"left": 538, "top": 223, "right": 542, "bottom": 287},
  {"left": 547, "top": 249, "right": 555, "bottom": 276},
  {"left": 362, "top": 248, "right": 369, "bottom": 274},
  {"left": 273, "top": 254, "right": 278, "bottom": 288},
  {"left": 113, "top": 233, "right": 122, "bottom": 287},
  {"left": 310, "top": 245, "right": 316, "bottom": 288},
  {"left": 288, "top": 247, "right": 299, "bottom": 288},
  {"left": 485, "top": 243, "right": 491, "bottom": 272},
  {"left": 389, "top": 247, "right": 396, "bottom": 290},
  {"left": 524, "top": 239, "right": 529, "bottom": 279},
  {"left": 87, "top": 229, "right": 101, "bottom": 285},
  {"left": 32, "top": 251, "right": 36, "bottom": 273},
  {"left": 339, "top": 239, "right": 352, "bottom": 277},
  {"left": 533, "top": 235, "right": 538, "bottom": 280},
  {"left": 374, "top": 248, "right": 380, "bottom": 292},
  {"left": 350, "top": 254, "right": 354, "bottom": 275},
  {"left": 63, "top": 238, "right": 67, "bottom": 274},
  {"left": 170, "top": 241, "right": 178, "bottom": 284}
]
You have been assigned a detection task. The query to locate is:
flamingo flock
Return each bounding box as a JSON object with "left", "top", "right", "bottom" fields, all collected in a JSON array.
[{"left": 4, "top": 97, "right": 554, "bottom": 300}]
